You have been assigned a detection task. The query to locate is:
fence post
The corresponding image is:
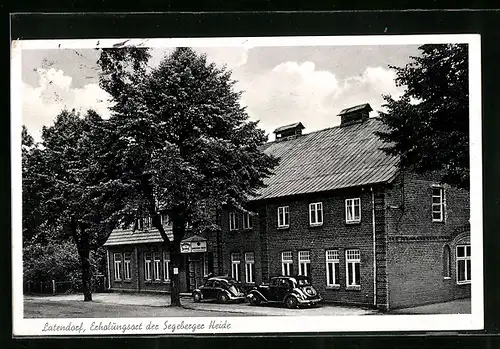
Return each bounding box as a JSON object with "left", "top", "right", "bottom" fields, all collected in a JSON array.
[{"left": 52, "top": 280, "right": 56, "bottom": 295}]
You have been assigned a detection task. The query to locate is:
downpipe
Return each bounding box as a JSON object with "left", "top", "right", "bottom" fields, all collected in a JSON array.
[{"left": 371, "top": 186, "right": 377, "bottom": 307}]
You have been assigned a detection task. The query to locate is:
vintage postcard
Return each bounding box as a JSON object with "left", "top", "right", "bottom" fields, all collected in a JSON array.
[{"left": 11, "top": 34, "right": 483, "bottom": 336}]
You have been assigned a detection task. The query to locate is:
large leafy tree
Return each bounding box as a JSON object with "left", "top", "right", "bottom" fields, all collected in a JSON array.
[
  {"left": 23, "top": 110, "right": 127, "bottom": 301},
  {"left": 97, "top": 47, "right": 278, "bottom": 306},
  {"left": 376, "top": 44, "right": 469, "bottom": 189}
]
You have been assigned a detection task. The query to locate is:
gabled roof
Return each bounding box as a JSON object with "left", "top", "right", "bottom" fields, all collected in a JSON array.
[
  {"left": 338, "top": 103, "right": 373, "bottom": 116},
  {"left": 253, "top": 117, "right": 399, "bottom": 200},
  {"left": 182, "top": 234, "right": 206, "bottom": 242},
  {"left": 273, "top": 122, "right": 305, "bottom": 134},
  {"left": 104, "top": 228, "right": 174, "bottom": 246}
]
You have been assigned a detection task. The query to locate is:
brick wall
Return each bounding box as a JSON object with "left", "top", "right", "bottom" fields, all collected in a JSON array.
[
  {"left": 220, "top": 187, "right": 383, "bottom": 307},
  {"left": 385, "top": 172, "right": 471, "bottom": 309}
]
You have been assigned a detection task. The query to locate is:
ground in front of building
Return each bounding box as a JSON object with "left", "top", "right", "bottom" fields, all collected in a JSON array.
[{"left": 23, "top": 293, "right": 470, "bottom": 318}]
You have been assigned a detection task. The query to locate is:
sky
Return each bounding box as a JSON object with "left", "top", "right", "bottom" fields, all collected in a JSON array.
[{"left": 21, "top": 44, "right": 421, "bottom": 141}]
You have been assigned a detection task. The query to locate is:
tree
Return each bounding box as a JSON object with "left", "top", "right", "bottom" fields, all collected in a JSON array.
[
  {"left": 23, "top": 110, "right": 127, "bottom": 301},
  {"left": 97, "top": 47, "right": 278, "bottom": 306},
  {"left": 376, "top": 44, "right": 469, "bottom": 189}
]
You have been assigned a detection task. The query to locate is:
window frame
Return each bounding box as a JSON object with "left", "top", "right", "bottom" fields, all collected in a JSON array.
[
  {"left": 229, "top": 212, "right": 239, "bottom": 231},
  {"left": 345, "top": 249, "right": 361, "bottom": 288},
  {"left": 298, "top": 250, "right": 311, "bottom": 276},
  {"left": 231, "top": 252, "right": 241, "bottom": 281},
  {"left": 345, "top": 198, "right": 361, "bottom": 224},
  {"left": 123, "top": 252, "right": 132, "bottom": 281},
  {"left": 281, "top": 251, "right": 293, "bottom": 276},
  {"left": 325, "top": 249, "right": 340, "bottom": 287},
  {"left": 277, "top": 206, "right": 290, "bottom": 228},
  {"left": 432, "top": 186, "right": 446, "bottom": 222},
  {"left": 163, "top": 250, "right": 171, "bottom": 282},
  {"left": 309, "top": 202, "right": 323, "bottom": 226},
  {"left": 113, "top": 253, "right": 122, "bottom": 281},
  {"left": 243, "top": 212, "right": 253, "bottom": 230},
  {"left": 144, "top": 252, "right": 152, "bottom": 281},
  {"left": 456, "top": 244, "right": 471, "bottom": 285},
  {"left": 244, "top": 252, "right": 255, "bottom": 284}
]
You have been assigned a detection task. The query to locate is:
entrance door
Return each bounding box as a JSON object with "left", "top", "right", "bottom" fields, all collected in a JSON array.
[{"left": 188, "top": 255, "right": 204, "bottom": 291}]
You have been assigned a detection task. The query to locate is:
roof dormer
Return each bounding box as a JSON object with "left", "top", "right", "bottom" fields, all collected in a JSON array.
[{"left": 273, "top": 122, "right": 305, "bottom": 142}]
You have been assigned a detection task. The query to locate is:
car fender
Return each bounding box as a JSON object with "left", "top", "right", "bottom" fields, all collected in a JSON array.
[
  {"left": 217, "top": 289, "right": 231, "bottom": 298},
  {"left": 283, "top": 292, "right": 301, "bottom": 303},
  {"left": 247, "top": 289, "right": 268, "bottom": 302}
]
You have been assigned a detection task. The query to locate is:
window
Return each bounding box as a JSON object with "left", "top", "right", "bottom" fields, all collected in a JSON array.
[
  {"left": 456, "top": 245, "right": 471, "bottom": 284},
  {"left": 245, "top": 252, "right": 255, "bottom": 283},
  {"left": 326, "top": 250, "right": 340, "bottom": 286},
  {"left": 278, "top": 206, "right": 289, "bottom": 228},
  {"left": 124, "top": 252, "right": 131, "bottom": 280},
  {"left": 231, "top": 252, "right": 241, "bottom": 281},
  {"left": 243, "top": 212, "right": 253, "bottom": 230},
  {"left": 161, "top": 213, "right": 171, "bottom": 226},
  {"left": 432, "top": 187, "right": 445, "bottom": 222},
  {"left": 281, "top": 251, "right": 293, "bottom": 276},
  {"left": 163, "top": 251, "right": 170, "bottom": 282},
  {"left": 113, "top": 253, "right": 122, "bottom": 281},
  {"left": 229, "top": 212, "right": 238, "bottom": 231},
  {"left": 298, "top": 251, "right": 311, "bottom": 276},
  {"left": 309, "top": 202, "right": 323, "bottom": 226},
  {"left": 151, "top": 251, "right": 160, "bottom": 281},
  {"left": 443, "top": 245, "right": 451, "bottom": 278},
  {"left": 346, "top": 249, "right": 361, "bottom": 287},
  {"left": 144, "top": 252, "right": 152, "bottom": 281},
  {"left": 345, "top": 198, "right": 361, "bottom": 223}
]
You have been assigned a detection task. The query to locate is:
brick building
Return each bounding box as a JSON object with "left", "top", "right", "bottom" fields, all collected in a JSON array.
[{"left": 104, "top": 103, "right": 471, "bottom": 310}]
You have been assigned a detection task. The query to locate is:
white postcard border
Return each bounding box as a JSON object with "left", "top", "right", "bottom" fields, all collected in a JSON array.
[{"left": 11, "top": 34, "right": 483, "bottom": 336}]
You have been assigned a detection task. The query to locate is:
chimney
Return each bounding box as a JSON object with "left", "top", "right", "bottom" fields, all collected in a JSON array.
[
  {"left": 338, "top": 103, "right": 373, "bottom": 127},
  {"left": 273, "top": 122, "right": 305, "bottom": 142}
]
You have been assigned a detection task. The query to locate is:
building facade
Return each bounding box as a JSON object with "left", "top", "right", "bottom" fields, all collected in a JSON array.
[{"left": 104, "top": 103, "right": 471, "bottom": 310}]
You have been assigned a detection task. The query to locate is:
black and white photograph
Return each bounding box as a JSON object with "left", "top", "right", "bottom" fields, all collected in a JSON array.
[{"left": 11, "top": 34, "right": 483, "bottom": 335}]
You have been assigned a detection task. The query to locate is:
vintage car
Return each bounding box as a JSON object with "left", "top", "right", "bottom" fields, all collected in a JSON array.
[
  {"left": 192, "top": 276, "right": 246, "bottom": 303},
  {"left": 246, "top": 276, "right": 322, "bottom": 309}
]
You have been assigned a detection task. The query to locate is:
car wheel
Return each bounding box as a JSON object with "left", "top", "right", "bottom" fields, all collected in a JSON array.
[
  {"left": 285, "top": 296, "right": 298, "bottom": 309},
  {"left": 192, "top": 292, "right": 202, "bottom": 303},
  {"left": 248, "top": 295, "right": 261, "bottom": 306},
  {"left": 218, "top": 292, "right": 229, "bottom": 303}
]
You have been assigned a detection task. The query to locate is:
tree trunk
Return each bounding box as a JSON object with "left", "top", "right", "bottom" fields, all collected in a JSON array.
[
  {"left": 81, "top": 252, "right": 93, "bottom": 301},
  {"left": 72, "top": 220, "right": 93, "bottom": 302},
  {"left": 169, "top": 243, "right": 182, "bottom": 306}
]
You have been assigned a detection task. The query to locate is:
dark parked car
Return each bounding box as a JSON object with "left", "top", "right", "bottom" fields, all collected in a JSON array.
[
  {"left": 192, "top": 276, "right": 246, "bottom": 303},
  {"left": 246, "top": 276, "right": 322, "bottom": 309}
]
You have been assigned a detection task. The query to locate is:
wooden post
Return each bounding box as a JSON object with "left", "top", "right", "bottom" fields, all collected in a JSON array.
[{"left": 52, "top": 280, "right": 56, "bottom": 295}]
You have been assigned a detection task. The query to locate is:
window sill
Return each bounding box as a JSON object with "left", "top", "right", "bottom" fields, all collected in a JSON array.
[
  {"left": 345, "top": 220, "right": 361, "bottom": 225},
  {"left": 229, "top": 229, "right": 239, "bottom": 232},
  {"left": 326, "top": 285, "right": 341, "bottom": 290},
  {"left": 457, "top": 281, "right": 471, "bottom": 285},
  {"left": 124, "top": 279, "right": 132, "bottom": 283},
  {"left": 163, "top": 280, "right": 171, "bottom": 284},
  {"left": 277, "top": 225, "right": 290, "bottom": 230},
  {"left": 432, "top": 220, "right": 445, "bottom": 224},
  {"left": 443, "top": 276, "right": 452, "bottom": 280},
  {"left": 346, "top": 285, "right": 361, "bottom": 291},
  {"left": 309, "top": 223, "right": 323, "bottom": 228},
  {"left": 243, "top": 228, "right": 253, "bottom": 231},
  {"left": 114, "top": 279, "right": 122, "bottom": 283}
]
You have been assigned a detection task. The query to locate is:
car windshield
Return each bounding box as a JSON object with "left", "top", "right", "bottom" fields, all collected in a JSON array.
[{"left": 297, "top": 278, "right": 311, "bottom": 286}]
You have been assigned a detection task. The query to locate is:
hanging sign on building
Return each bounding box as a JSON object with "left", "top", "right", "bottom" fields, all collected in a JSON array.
[{"left": 180, "top": 239, "right": 207, "bottom": 254}]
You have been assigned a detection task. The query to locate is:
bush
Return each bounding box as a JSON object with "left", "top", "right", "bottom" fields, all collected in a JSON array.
[{"left": 23, "top": 240, "right": 107, "bottom": 293}]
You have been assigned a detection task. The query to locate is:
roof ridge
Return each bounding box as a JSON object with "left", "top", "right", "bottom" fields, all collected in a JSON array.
[{"left": 266, "top": 117, "right": 382, "bottom": 145}]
